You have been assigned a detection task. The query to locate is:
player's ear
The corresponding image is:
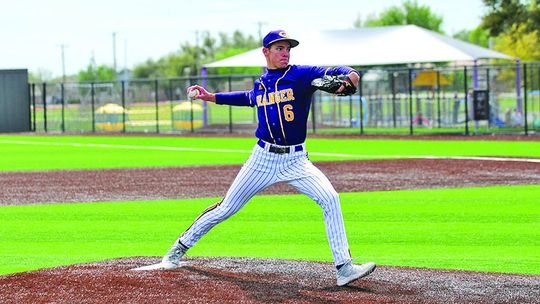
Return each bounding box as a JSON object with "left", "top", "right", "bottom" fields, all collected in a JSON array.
[{"left": 262, "top": 47, "right": 270, "bottom": 56}]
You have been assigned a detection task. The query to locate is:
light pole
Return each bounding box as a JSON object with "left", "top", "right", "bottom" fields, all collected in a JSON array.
[
  {"left": 256, "top": 21, "right": 268, "bottom": 42},
  {"left": 194, "top": 30, "right": 200, "bottom": 75},
  {"left": 112, "top": 32, "right": 117, "bottom": 76},
  {"left": 59, "top": 44, "right": 68, "bottom": 82}
]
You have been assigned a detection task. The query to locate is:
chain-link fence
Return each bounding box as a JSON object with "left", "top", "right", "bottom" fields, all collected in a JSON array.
[{"left": 30, "top": 62, "right": 540, "bottom": 136}]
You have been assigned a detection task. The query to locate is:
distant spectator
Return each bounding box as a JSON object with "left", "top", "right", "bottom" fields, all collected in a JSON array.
[
  {"left": 413, "top": 112, "right": 430, "bottom": 127},
  {"left": 452, "top": 92, "right": 460, "bottom": 124},
  {"left": 532, "top": 114, "right": 540, "bottom": 129},
  {"left": 510, "top": 108, "right": 523, "bottom": 127},
  {"left": 504, "top": 108, "right": 512, "bottom": 127}
]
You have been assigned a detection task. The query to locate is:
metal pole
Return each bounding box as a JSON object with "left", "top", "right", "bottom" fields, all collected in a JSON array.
[
  {"left": 121, "top": 80, "right": 126, "bottom": 133},
  {"left": 112, "top": 32, "right": 117, "bottom": 74},
  {"left": 487, "top": 68, "right": 491, "bottom": 128},
  {"left": 524, "top": 63, "right": 529, "bottom": 135},
  {"left": 32, "top": 83, "right": 36, "bottom": 131},
  {"left": 91, "top": 82, "right": 95, "bottom": 132},
  {"left": 516, "top": 59, "right": 522, "bottom": 113},
  {"left": 189, "top": 93, "right": 195, "bottom": 133},
  {"left": 169, "top": 79, "right": 174, "bottom": 131},
  {"left": 154, "top": 79, "right": 160, "bottom": 133},
  {"left": 391, "top": 72, "right": 397, "bottom": 128},
  {"left": 464, "top": 66, "right": 469, "bottom": 135},
  {"left": 61, "top": 83, "right": 65, "bottom": 132},
  {"left": 473, "top": 60, "right": 478, "bottom": 89},
  {"left": 359, "top": 73, "right": 364, "bottom": 135},
  {"left": 60, "top": 44, "right": 67, "bottom": 83},
  {"left": 201, "top": 67, "right": 208, "bottom": 127},
  {"left": 27, "top": 83, "right": 32, "bottom": 132},
  {"left": 436, "top": 71, "right": 441, "bottom": 128},
  {"left": 338, "top": 94, "right": 342, "bottom": 125},
  {"left": 408, "top": 69, "right": 413, "bottom": 135},
  {"left": 43, "top": 83, "right": 47, "bottom": 132},
  {"left": 228, "top": 76, "right": 233, "bottom": 133},
  {"left": 190, "top": 83, "right": 195, "bottom": 133},
  {"left": 348, "top": 95, "right": 353, "bottom": 128}
]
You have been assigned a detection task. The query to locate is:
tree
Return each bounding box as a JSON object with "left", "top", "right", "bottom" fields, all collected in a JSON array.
[
  {"left": 356, "top": 0, "right": 443, "bottom": 33},
  {"left": 28, "top": 69, "right": 53, "bottom": 83},
  {"left": 493, "top": 24, "right": 540, "bottom": 61},
  {"left": 469, "top": 27, "right": 491, "bottom": 48},
  {"left": 453, "top": 26, "right": 490, "bottom": 48},
  {"left": 132, "top": 30, "right": 260, "bottom": 78},
  {"left": 481, "top": 0, "right": 540, "bottom": 60},
  {"left": 481, "top": 0, "right": 531, "bottom": 37},
  {"left": 403, "top": 0, "right": 443, "bottom": 32},
  {"left": 452, "top": 29, "right": 470, "bottom": 43},
  {"left": 209, "top": 30, "right": 259, "bottom": 75},
  {"left": 132, "top": 58, "right": 161, "bottom": 79},
  {"left": 363, "top": 7, "right": 405, "bottom": 27},
  {"left": 78, "top": 64, "right": 116, "bottom": 82},
  {"left": 353, "top": 13, "right": 363, "bottom": 28}
]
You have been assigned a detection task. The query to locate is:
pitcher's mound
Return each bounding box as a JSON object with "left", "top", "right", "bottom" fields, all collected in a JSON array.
[{"left": 1, "top": 257, "right": 538, "bottom": 303}]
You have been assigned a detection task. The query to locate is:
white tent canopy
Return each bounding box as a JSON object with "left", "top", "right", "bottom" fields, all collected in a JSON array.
[{"left": 204, "top": 25, "right": 512, "bottom": 68}]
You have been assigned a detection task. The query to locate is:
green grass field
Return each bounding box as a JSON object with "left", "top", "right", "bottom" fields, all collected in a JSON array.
[
  {"left": 1, "top": 134, "right": 539, "bottom": 171},
  {"left": 1, "top": 186, "right": 538, "bottom": 276},
  {"left": 0, "top": 134, "right": 539, "bottom": 276}
]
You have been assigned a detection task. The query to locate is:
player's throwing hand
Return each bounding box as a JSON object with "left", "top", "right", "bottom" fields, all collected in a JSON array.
[{"left": 187, "top": 85, "right": 216, "bottom": 103}]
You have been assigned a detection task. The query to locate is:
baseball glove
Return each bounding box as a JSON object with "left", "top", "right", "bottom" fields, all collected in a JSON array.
[{"left": 311, "top": 74, "right": 357, "bottom": 96}]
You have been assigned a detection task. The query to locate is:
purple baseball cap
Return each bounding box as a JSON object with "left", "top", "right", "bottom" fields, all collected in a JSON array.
[{"left": 263, "top": 30, "right": 299, "bottom": 48}]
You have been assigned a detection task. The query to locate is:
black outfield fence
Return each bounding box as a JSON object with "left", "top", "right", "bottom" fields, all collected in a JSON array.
[{"left": 29, "top": 63, "right": 540, "bottom": 136}]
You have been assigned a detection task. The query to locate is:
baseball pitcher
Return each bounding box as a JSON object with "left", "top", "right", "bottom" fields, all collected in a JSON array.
[{"left": 141, "top": 29, "right": 376, "bottom": 286}]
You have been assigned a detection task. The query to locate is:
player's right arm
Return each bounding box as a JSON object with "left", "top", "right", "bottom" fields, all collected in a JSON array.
[
  {"left": 215, "top": 91, "right": 254, "bottom": 107},
  {"left": 186, "top": 85, "right": 254, "bottom": 107}
]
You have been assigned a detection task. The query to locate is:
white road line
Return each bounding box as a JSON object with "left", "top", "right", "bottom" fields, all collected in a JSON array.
[{"left": 2, "top": 139, "right": 540, "bottom": 163}]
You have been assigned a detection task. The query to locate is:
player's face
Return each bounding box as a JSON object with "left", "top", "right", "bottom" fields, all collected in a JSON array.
[{"left": 264, "top": 41, "right": 291, "bottom": 69}]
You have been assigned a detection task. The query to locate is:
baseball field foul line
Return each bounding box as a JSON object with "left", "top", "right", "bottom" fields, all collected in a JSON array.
[{"left": 2, "top": 139, "right": 540, "bottom": 163}]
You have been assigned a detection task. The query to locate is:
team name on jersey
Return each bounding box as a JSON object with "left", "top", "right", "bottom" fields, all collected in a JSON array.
[{"left": 256, "top": 88, "right": 295, "bottom": 107}]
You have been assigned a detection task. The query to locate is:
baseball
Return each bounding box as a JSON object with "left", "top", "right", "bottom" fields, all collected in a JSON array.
[{"left": 188, "top": 89, "right": 200, "bottom": 99}]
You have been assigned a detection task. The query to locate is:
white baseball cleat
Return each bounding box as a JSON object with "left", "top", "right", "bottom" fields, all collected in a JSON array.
[
  {"left": 161, "top": 240, "right": 187, "bottom": 265},
  {"left": 131, "top": 240, "right": 189, "bottom": 271},
  {"left": 336, "top": 261, "right": 376, "bottom": 286}
]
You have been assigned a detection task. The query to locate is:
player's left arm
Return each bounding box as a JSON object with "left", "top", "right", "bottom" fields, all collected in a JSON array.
[
  {"left": 334, "top": 71, "right": 359, "bottom": 95},
  {"left": 307, "top": 66, "right": 359, "bottom": 96},
  {"left": 307, "top": 66, "right": 358, "bottom": 91},
  {"left": 345, "top": 71, "right": 360, "bottom": 88}
]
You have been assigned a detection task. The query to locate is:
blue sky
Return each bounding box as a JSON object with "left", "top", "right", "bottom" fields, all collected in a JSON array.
[{"left": 0, "top": 0, "right": 486, "bottom": 78}]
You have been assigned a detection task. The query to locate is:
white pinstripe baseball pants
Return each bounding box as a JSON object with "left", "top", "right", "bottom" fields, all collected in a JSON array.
[{"left": 178, "top": 141, "right": 352, "bottom": 266}]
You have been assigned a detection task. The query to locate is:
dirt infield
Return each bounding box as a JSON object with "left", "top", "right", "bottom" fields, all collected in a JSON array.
[
  {"left": 1, "top": 155, "right": 539, "bottom": 303},
  {"left": 2, "top": 257, "right": 539, "bottom": 303},
  {"left": 2, "top": 158, "right": 540, "bottom": 205}
]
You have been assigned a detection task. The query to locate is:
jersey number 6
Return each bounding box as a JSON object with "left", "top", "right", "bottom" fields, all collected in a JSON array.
[{"left": 283, "top": 104, "right": 294, "bottom": 122}]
